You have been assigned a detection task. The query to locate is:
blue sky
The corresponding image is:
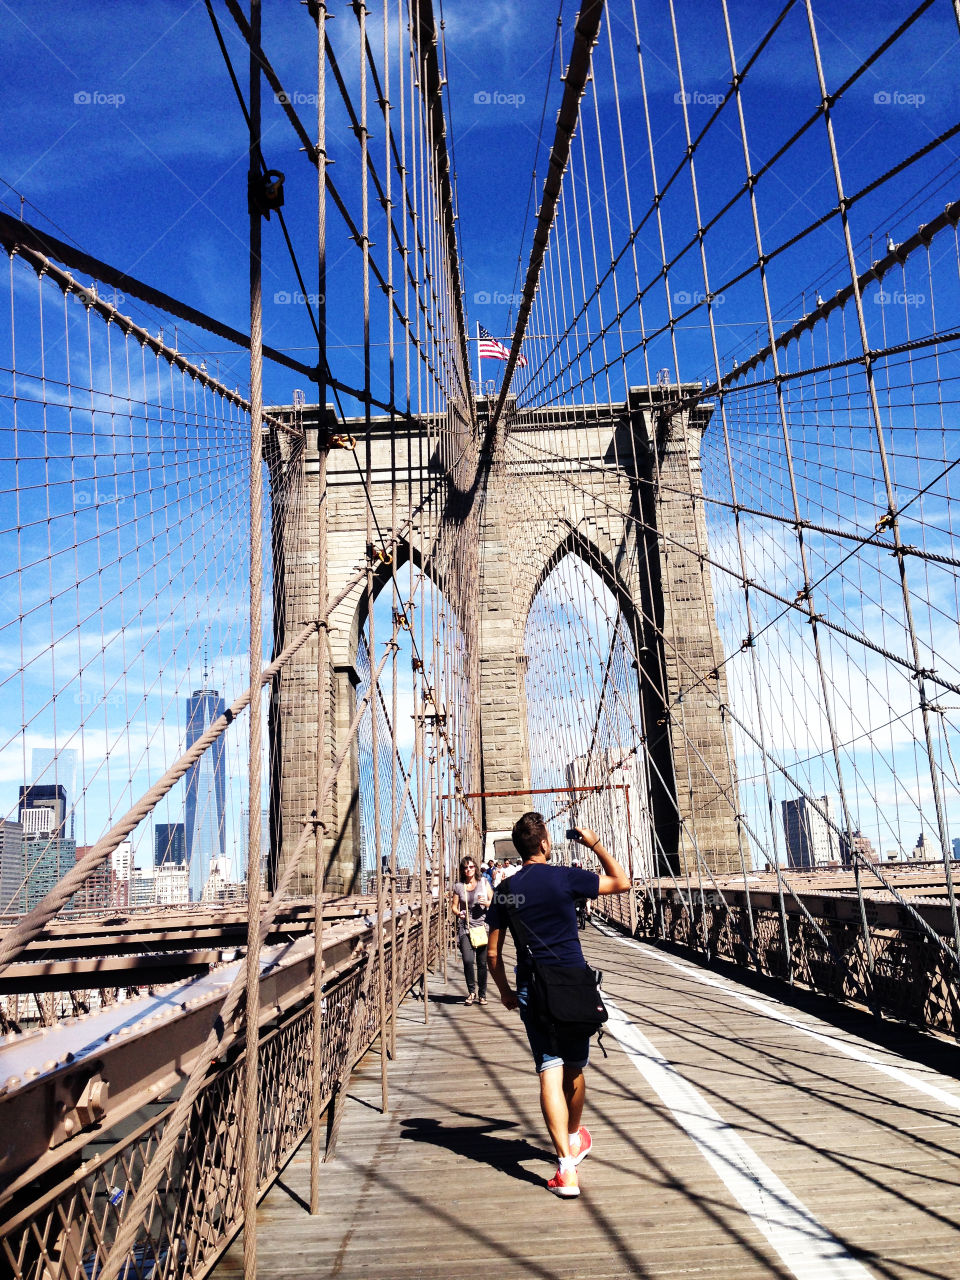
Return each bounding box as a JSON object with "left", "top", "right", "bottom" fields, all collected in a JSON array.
[
  {"left": 4, "top": 1, "right": 960, "bottom": 394},
  {"left": 0, "top": 0, "right": 572, "bottom": 404}
]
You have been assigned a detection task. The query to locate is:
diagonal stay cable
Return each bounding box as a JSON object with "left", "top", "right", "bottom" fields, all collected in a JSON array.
[
  {"left": 505, "top": 431, "right": 960, "bottom": 700},
  {"left": 488, "top": 0, "right": 605, "bottom": 435}
]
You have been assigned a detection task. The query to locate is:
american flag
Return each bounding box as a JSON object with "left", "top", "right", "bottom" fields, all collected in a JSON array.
[{"left": 478, "top": 324, "right": 527, "bottom": 366}]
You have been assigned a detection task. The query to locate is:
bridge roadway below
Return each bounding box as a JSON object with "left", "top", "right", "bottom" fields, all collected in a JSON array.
[{"left": 217, "top": 923, "right": 960, "bottom": 1279}]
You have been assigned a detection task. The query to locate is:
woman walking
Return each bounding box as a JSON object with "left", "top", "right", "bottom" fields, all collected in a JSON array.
[{"left": 451, "top": 854, "right": 492, "bottom": 1005}]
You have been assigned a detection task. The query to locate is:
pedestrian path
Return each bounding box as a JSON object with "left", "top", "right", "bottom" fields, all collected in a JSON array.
[{"left": 216, "top": 926, "right": 960, "bottom": 1279}]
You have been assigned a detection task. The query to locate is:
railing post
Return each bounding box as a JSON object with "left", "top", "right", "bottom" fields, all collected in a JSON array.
[
  {"left": 416, "top": 696, "right": 430, "bottom": 1020},
  {"left": 624, "top": 784, "right": 638, "bottom": 936}
]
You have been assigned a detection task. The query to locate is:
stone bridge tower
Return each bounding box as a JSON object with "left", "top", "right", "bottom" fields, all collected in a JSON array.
[
  {"left": 478, "top": 388, "right": 742, "bottom": 876},
  {"left": 265, "top": 405, "right": 483, "bottom": 894},
  {"left": 267, "top": 386, "right": 742, "bottom": 893}
]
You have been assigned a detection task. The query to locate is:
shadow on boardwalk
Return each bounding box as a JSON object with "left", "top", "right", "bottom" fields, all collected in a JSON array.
[{"left": 216, "top": 928, "right": 960, "bottom": 1280}]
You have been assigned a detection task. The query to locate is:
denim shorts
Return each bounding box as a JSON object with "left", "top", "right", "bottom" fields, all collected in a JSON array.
[{"left": 517, "top": 983, "right": 590, "bottom": 1074}]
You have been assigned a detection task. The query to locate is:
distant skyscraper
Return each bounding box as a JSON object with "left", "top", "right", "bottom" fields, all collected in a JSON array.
[
  {"left": 155, "top": 863, "right": 190, "bottom": 906},
  {"left": 184, "top": 668, "right": 226, "bottom": 901},
  {"left": 129, "top": 865, "right": 155, "bottom": 908},
  {"left": 781, "top": 796, "right": 840, "bottom": 868},
  {"left": 110, "top": 838, "right": 133, "bottom": 907},
  {"left": 111, "top": 839, "right": 133, "bottom": 882},
  {"left": 18, "top": 784, "right": 67, "bottom": 838},
  {"left": 21, "top": 834, "right": 77, "bottom": 911},
  {"left": 202, "top": 854, "right": 245, "bottom": 905},
  {"left": 952, "top": 837, "right": 960, "bottom": 861},
  {"left": 31, "top": 748, "right": 78, "bottom": 841},
  {"left": 155, "top": 822, "right": 186, "bottom": 868},
  {"left": 0, "top": 820, "right": 24, "bottom": 915},
  {"left": 910, "top": 831, "right": 940, "bottom": 860}
]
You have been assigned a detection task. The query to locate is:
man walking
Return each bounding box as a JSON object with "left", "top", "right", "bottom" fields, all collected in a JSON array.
[{"left": 486, "top": 811, "right": 630, "bottom": 1197}]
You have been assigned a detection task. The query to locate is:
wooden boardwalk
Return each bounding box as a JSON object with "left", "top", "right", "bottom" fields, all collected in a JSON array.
[{"left": 217, "top": 925, "right": 960, "bottom": 1279}]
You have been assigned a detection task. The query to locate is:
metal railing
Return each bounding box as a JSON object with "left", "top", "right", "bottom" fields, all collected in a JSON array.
[
  {"left": 0, "top": 904, "right": 441, "bottom": 1280},
  {"left": 599, "top": 880, "right": 960, "bottom": 1040}
]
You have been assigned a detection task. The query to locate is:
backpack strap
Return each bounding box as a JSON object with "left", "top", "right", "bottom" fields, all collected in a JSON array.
[{"left": 499, "top": 885, "right": 534, "bottom": 969}]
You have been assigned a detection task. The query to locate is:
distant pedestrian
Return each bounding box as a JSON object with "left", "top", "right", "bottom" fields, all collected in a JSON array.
[
  {"left": 451, "top": 854, "right": 492, "bottom": 1005},
  {"left": 487, "top": 812, "right": 629, "bottom": 1197}
]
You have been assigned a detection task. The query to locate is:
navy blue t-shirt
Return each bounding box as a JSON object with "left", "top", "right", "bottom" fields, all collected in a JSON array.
[{"left": 488, "top": 862, "right": 600, "bottom": 978}]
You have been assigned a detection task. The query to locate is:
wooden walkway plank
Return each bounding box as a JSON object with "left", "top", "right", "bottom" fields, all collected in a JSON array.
[{"left": 216, "top": 927, "right": 960, "bottom": 1279}]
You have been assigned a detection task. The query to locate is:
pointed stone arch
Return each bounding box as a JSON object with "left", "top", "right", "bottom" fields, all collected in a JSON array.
[
  {"left": 518, "top": 528, "right": 682, "bottom": 868},
  {"left": 268, "top": 411, "right": 483, "bottom": 894}
]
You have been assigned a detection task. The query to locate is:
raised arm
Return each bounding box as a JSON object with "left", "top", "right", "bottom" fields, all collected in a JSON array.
[{"left": 570, "top": 827, "right": 630, "bottom": 895}]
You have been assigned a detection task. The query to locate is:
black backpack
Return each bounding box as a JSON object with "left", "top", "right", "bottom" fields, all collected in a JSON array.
[{"left": 502, "top": 895, "right": 608, "bottom": 1044}]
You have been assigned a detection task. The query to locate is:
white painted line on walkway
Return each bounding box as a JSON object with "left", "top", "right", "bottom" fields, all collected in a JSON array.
[
  {"left": 596, "top": 923, "right": 960, "bottom": 1114},
  {"left": 603, "top": 995, "right": 874, "bottom": 1280}
]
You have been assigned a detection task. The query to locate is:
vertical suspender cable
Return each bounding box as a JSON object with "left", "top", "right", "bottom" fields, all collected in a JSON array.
[
  {"left": 309, "top": 0, "right": 329, "bottom": 1214},
  {"left": 243, "top": 1, "right": 265, "bottom": 1274},
  {"left": 383, "top": 0, "right": 399, "bottom": 1064},
  {"left": 357, "top": 0, "right": 390, "bottom": 1115}
]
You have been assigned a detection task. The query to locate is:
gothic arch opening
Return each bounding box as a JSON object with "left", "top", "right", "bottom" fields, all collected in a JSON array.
[
  {"left": 353, "top": 557, "right": 479, "bottom": 889},
  {"left": 523, "top": 551, "right": 659, "bottom": 878}
]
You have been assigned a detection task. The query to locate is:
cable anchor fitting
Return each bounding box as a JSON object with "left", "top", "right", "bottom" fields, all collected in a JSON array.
[
  {"left": 875, "top": 509, "right": 896, "bottom": 534},
  {"left": 367, "top": 543, "right": 392, "bottom": 566},
  {"left": 249, "top": 169, "right": 286, "bottom": 220},
  {"left": 330, "top": 433, "right": 357, "bottom": 450}
]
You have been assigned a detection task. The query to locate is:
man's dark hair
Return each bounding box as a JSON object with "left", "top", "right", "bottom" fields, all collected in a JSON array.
[{"left": 512, "top": 811, "right": 548, "bottom": 860}]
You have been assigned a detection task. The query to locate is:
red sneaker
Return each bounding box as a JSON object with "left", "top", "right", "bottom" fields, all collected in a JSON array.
[
  {"left": 547, "top": 1164, "right": 580, "bottom": 1198},
  {"left": 570, "top": 1126, "right": 592, "bottom": 1166}
]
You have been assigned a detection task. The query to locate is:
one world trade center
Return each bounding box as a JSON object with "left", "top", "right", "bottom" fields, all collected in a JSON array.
[{"left": 184, "top": 666, "right": 226, "bottom": 900}]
